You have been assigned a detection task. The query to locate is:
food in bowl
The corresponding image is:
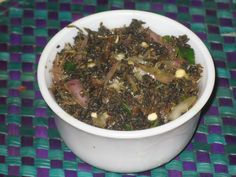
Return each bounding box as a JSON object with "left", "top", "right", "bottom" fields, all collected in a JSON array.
[
  {"left": 38, "top": 10, "right": 215, "bottom": 172},
  {"left": 51, "top": 19, "right": 203, "bottom": 131}
]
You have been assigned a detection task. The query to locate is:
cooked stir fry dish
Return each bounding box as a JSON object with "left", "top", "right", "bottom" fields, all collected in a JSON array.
[{"left": 51, "top": 19, "right": 203, "bottom": 131}]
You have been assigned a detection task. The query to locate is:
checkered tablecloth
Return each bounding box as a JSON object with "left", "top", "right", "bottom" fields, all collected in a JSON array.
[{"left": 0, "top": 0, "right": 236, "bottom": 176}]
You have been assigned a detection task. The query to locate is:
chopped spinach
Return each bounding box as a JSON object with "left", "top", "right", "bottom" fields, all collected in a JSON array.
[
  {"left": 178, "top": 47, "right": 195, "bottom": 64},
  {"left": 63, "top": 61, "right": 77, "bottom": 73}
]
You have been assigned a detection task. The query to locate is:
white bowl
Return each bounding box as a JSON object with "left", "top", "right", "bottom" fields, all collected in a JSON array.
[{"left": 37, "top": 10, "right": 215, "bottom": 173}]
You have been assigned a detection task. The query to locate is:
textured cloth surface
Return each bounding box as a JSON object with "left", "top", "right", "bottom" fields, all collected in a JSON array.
[{"left": 0, "top": 0, "right": 236, "bottom": 176}]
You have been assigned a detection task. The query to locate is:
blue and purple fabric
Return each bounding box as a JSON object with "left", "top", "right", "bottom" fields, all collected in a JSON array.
[{"left": 0, "top": 0, "right": 236, "bottom": 176}]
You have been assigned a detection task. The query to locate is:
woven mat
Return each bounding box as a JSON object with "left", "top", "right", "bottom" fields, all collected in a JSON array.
[{"left": 0, "top": 0, "right": 236, "bottom": 176}]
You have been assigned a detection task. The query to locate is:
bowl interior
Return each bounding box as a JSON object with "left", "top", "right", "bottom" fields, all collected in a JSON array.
[{"left": 38, "top": 10, "right": 215, "bottom": 138}]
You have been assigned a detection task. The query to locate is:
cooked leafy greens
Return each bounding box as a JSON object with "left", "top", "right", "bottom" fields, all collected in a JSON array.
[
  {"left": 51, "top": 19, "right": 202, "bottom": 131},
  {"left": 64, "top": 61, "right": 77, "bottom": 73},
  {"left": 178, "top": 47, "right": 195, "bottom": 64}
]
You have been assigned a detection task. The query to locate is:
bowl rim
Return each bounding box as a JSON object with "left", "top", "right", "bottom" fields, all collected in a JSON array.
[{"left": 37, "top": 10, "right": 215, "bottom": 139}]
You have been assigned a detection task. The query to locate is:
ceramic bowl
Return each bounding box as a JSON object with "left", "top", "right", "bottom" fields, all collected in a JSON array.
[{"left": 37, "top": 10, "right": 215, "bottom": 173}]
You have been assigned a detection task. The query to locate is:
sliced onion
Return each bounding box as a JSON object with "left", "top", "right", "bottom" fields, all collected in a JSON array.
[
  {"left": 148, "top": 29, "right": 163, "bottom": 44},
  {"left": 168, "top": 96, "right": 197, "bottom": 121},
  {"left": 153, "top": 69, "right": 175, "bottom": 84},
  {"left": 157, "top": 60, "right": 184, "bottom": 69},
  {"left": 126, "top": 74, "right": 138, "bottom": 93},
  {"left": 104, "top": 62, "right": 120, "bottom": 85},
  {"left": 52, "top": 54, "right": 64, "bottom": 83},
  {"left": 91, "top": 77, "right": 104, "bottom": 87},
  {"left": 137, "top": 63, "right": 174, "bottom": 84},
  {"left": 80, "top": 37, "right": 88, "bottom": 49},
  {"left": 64, "top": 79, "right": 89, "bottom": 108}
]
